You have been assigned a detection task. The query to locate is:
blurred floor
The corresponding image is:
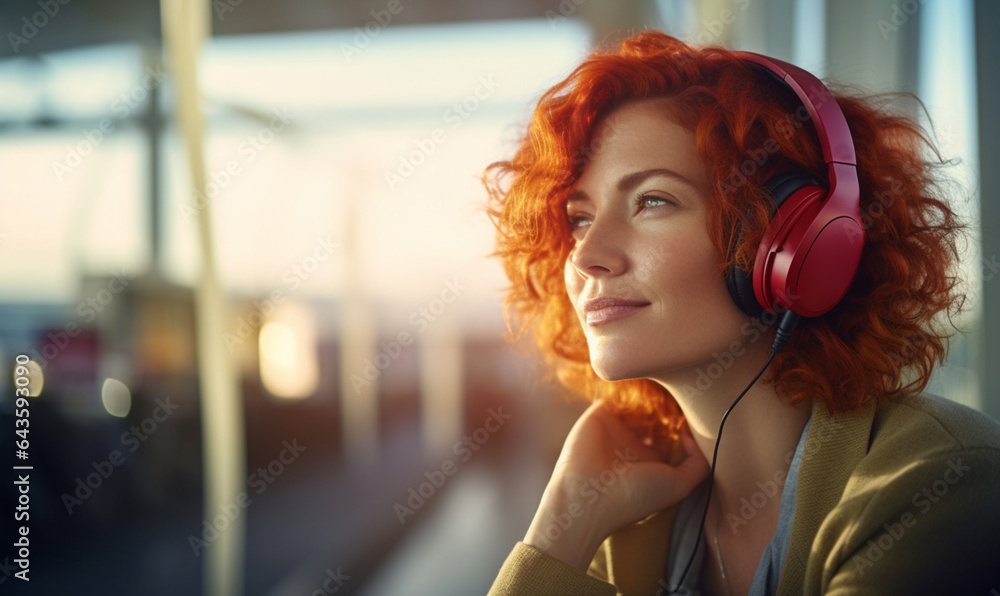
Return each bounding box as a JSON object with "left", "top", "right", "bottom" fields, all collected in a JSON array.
[{"left": 354, "top": 459, "right": 549, "bottom": 596}]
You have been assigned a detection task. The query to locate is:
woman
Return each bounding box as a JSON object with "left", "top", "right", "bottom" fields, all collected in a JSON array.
[{"left": 483, "top": 31, "right": 1000, "bottom": 595}]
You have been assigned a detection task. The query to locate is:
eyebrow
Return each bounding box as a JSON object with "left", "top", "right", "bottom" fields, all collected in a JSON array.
[{"left": 564, "top": 167, "right": 697, "bottom": 203}]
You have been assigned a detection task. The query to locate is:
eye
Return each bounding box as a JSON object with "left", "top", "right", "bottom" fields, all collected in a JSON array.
[
  {"left": 633, "top": 192, "right": 676, "bottom": 211},
  {"left": 566, "top": 211, "right": 592, "bottom": 231}
]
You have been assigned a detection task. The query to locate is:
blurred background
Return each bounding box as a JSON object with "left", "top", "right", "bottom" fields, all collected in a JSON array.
[{"left": 0, "top": 0, "right": 996, "bottom": 594}]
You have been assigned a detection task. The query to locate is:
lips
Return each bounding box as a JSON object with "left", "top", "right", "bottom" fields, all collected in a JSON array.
[{"left": 582, "top": 297, "right": 650, "bottom": 326}]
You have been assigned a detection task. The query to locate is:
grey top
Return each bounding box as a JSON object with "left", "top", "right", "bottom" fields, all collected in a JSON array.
[{"left": 661, "top": 414, "right": 813, "bottom": 595}]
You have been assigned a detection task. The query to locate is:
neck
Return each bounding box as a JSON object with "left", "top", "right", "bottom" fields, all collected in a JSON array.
[{"left": 653, "top": 341, "right": 812, "bottom": 534}]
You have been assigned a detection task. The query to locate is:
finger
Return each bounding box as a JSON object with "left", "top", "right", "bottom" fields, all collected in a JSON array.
[
  {"left": 679, "top": 430, "right": 704, "bottom": 461},
  {"left": 634, "top": 460, "right": 708, "bottom": 510},
  {"left": 676, "top": 441, "right": 711, "bottom": 483}
]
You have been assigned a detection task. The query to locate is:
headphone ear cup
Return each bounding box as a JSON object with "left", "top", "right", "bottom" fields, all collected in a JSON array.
[
  {"left": 726, "top": 261, "right": 763, "bottom": 317},
  {"left": 725, "top": 172, "right": 823, "bottom": 316}
]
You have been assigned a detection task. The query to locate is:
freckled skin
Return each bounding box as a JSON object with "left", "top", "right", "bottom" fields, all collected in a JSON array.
[{"left": 564, "top": 99, "right": 751, "bottom": 383}]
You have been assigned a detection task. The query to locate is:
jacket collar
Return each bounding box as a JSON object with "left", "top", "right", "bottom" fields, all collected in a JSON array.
[{"left": 776, "top": 398, "right": 876, "bottom": 595}]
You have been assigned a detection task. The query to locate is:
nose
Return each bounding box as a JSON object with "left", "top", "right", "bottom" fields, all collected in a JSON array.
[{"left": 568, "top": 216, "right": 627, "bottom": 279}]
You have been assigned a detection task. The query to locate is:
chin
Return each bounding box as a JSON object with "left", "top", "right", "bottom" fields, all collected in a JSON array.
[
  {"left": 590, "top": 357, "right": 647, "bottom": 383},
  {"left": 589, "top": 345, "right": 702, "bottom": 384},
  {"left": 587, "top": 337, "right": 663, "bottom": 382}
]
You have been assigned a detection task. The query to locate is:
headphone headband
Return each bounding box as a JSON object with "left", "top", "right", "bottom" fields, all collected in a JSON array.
[{"left": 735, "top": 52, "right": 856, "bottom": 167}]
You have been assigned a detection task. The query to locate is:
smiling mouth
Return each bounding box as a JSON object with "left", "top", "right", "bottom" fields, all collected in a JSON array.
[{"left": 585, "top": 303, "right": 648, "bottom": 326}]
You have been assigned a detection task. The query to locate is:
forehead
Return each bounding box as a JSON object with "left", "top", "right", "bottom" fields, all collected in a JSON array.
[{"left": 573, "top": 99, "right": 710, "bottom": 193}]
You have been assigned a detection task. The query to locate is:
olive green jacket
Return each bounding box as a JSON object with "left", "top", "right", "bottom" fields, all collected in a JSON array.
[{"left": 489, "top": 393, "right": 1000, "bottom": 595}]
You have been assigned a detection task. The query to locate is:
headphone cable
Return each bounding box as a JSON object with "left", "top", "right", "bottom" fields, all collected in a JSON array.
[{"left": 667, "top": 309, "right": 800, "bottom": 592}]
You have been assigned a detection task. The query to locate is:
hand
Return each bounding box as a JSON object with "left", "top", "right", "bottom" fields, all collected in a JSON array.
[{"left": 523, "top": 400, "right": 710, "bottom": 571}]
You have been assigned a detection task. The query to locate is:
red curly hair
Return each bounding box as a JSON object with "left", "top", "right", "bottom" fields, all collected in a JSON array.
[{"left": 483, "top": 30, "right": 966, "bottom": 430}]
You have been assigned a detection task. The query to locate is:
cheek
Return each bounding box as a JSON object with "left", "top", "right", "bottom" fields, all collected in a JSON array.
[
  {"left": 564, "top": 259, "right": 583, "bottom": 303},
  {"left": 638, "top": 232, "right": 735, "bottom": 312}
]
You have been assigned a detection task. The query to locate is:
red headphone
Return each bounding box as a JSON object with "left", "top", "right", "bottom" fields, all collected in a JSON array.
[{"left": 724, "top": 52, "right": 865, "bottom": 319}]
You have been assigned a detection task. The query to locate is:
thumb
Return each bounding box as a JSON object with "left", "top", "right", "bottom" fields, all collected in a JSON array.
[
  {"left": 634, "top": 433, "right": 712, "bottom": 511},
  {"left": 674, "top": 430, "right": 711, "bottom": 486}
]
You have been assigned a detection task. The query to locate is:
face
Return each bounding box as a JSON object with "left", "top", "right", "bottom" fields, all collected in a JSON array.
[{"left": 563, "top": 99, "right": 751, "bottom": 383}]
